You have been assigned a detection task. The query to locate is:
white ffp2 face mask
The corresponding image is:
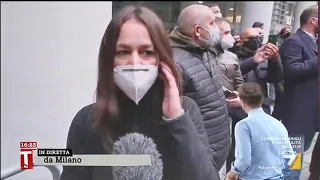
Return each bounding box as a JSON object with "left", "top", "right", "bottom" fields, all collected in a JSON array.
[
  {"left": 198, "top": 25, "right": 221, "bottom": 48},
  {"left": 220, "top": 34, "right": 235, "bottom": 50},
  {"left": 113, "top": 64, "right": 158, "bottom": 104}
]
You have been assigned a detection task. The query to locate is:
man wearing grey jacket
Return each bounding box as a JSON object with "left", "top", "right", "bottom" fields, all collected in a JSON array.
[
  {"left": 212, "top": 17, "right": 244, "bottom": 173},
  {"left": 213, "top": 17, "right": 244, "bottom": 91},
  {"left": 168, "top": 4, "right": 230, "bottom": 170}
]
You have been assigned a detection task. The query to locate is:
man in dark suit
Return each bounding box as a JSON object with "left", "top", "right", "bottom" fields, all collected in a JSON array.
[{"left": 279, "top": 4, "right": 318, "bottom": 179}]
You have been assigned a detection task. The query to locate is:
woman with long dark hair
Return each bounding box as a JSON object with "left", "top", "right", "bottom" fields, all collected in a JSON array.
[
  {"left": 277, "top": 26, "right": 292, "bottom": 48},
  {"left": 60, "top": 6, "right": 219, "bottom": 180}
]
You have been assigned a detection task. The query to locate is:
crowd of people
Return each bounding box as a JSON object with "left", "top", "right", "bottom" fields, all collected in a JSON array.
[{"left": 60, "top": 3, "right": 319, "bottom": 180}]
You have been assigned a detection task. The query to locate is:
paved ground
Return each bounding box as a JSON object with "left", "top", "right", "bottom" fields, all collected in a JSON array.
[{"left": 219, "top": 132, "right": 319, "bottom": 180}]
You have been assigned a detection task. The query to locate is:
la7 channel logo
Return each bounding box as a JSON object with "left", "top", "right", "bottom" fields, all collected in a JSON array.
[
  {"left": 282, "top": 135, "right": 304, "bottom": 170},
  {"left": 283, "top": 152, "right": 302, "bottom": 170}
]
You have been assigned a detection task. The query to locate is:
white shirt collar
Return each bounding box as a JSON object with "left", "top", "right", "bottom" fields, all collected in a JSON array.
[{"left": 303, "top": 30, "right": 317, "bottom": 42}]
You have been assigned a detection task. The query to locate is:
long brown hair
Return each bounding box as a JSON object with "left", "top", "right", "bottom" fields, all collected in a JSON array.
[{"left": 94, "top": 6, "right": 182, "bottom": 140}]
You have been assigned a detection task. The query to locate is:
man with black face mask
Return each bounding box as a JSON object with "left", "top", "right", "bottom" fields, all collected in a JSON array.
[
  {"left": 227, "top": 27, "right": 283, "bottom": 119},
  {"left": 279, "top": 5, "right": 318, "bottom": 180}
]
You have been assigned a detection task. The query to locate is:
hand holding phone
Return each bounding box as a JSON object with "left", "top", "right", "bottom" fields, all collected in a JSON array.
[
  {"left": 253, "top": 46, "right": 267, "bottom": 64},
  {"left": 222, "top": 86, "right": 238, "bottom": 99},
  {"left": 263, "top": 43, "right": 279, "bottom": 60}
]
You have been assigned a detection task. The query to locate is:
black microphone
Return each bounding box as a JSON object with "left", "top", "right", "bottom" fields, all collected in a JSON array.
[{"left": 112, "top": 133, "right": 163, "bottom": 180}]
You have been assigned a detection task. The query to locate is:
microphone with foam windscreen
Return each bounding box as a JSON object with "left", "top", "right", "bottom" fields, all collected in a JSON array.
[{"left": 112, "top": 133, "right": 163, "bottom": 180}]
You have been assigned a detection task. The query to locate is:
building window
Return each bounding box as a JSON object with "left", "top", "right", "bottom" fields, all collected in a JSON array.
[
  {"left": 112, "top": 1, "right": 180, "bottom": 33},
  {"left": 112, "top": 1, "right": 245, "bottom": 34},
  {"left": 112, "top": 1, "right": 297, "bottom": 36},
  {"left": 205, "top": 2, "right": 243, "bottom": 34}
]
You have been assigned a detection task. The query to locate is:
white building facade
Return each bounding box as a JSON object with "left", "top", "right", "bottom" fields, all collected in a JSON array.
[{"left": 1, "top": 2, "right": 112, "bottom": 179}]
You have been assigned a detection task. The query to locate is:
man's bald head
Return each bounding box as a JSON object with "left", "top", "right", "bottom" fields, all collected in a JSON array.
[
  {"left": 177, "top": 4, "right": 215, "bottom": 36},
  {"left": 240, "top": 28, "right": 259, "bottom": 40},
  {"left": 239, "top": 28, "right": 263, "bottom": 49}
]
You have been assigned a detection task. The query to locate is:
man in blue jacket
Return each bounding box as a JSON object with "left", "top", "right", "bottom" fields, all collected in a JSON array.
[{"left": 225, "top": 82, "right": 292, "bottom": 180}]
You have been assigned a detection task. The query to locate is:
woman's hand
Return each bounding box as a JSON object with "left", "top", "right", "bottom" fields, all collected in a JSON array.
[{"left": 159, "top": 62, "right": 184, "bottom": 119}]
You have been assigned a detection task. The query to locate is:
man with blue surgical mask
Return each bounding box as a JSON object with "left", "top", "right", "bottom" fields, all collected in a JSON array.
[
  {"left": 169, "top": 4, "right": 231, "bottom": 171},
  {"left": 212, "top": 17, "right": 245, "bottom": 174}
]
